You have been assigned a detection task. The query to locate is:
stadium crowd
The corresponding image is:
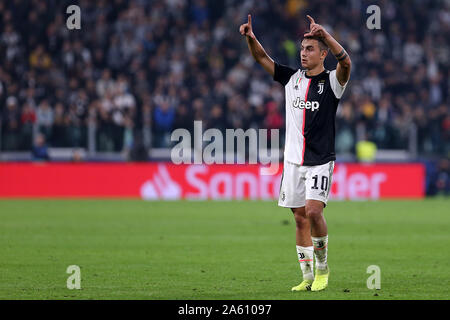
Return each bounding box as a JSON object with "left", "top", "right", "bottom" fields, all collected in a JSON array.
[{"left": 0, "top": 0, "right": 449, "bottom": 159}]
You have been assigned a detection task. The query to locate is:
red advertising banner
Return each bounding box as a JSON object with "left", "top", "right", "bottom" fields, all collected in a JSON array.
[{"left": 0, "top": 162, "right": 424, "bottom": 199}]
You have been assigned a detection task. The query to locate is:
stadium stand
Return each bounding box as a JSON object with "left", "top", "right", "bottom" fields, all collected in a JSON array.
[{"left": 0, "top": 0, "right": 448, "bottom": 194}]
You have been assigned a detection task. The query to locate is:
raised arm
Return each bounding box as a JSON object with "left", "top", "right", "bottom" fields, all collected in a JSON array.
[
  {"left": 239, "top": 14, "right": 275, "bottom": 77},
  {"left": 304, "top": 15, "right": 351, "bottom": 86}
]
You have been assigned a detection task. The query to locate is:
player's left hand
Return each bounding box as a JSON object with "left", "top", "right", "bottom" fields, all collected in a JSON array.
[{"left": 303, "top": 15, "right": 328, "bottom": 39}]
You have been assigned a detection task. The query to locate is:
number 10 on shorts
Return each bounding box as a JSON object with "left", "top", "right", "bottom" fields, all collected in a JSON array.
[{"left": 311, "top": 175, "right": 329, "bottom": 191}]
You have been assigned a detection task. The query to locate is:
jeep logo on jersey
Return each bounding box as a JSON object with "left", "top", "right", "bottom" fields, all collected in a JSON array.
[{"left": 292, "top": 98, "right": 320, "bottom": 111}]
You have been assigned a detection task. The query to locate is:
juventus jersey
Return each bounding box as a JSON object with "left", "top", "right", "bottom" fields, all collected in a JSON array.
[{"left": 273, "top": 62, "right": 348, "bottom": 166}]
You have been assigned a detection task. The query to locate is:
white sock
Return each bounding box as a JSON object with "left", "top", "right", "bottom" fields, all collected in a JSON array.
[
  {"left": 312, "top": 235, "right": 328, "bottom": 270},
  {"left": 296, "top": 245, "right": 314, "bottom": 281}
]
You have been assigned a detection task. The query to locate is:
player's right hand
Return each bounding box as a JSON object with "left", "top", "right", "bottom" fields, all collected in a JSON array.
[{"left": 239, "top": 14, "right": 255, "bottom": 39}]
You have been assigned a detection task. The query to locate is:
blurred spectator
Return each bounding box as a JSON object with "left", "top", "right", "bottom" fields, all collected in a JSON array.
[
  {"left": 153, "top": 100, "right": 175, "bottom": 148},
  {"left": 335, "top": 102, "right": 355, "bottom": 154},
  {"left": 173, "top": 104, "right": 195, "bottom": 132},
  {"left": 31, "top": 133, "right": 49, "bottom": 161},
  {"left": 2, "top": 96, "right": 21, "bottom": 150},
  {"left": 435, "top": 159, "right": 450, "bottom": 195},
  {"left": 129, "top": 133, "right": 148, "bottom": 162},
  {"left": 51, "top": 103, "right": 67, "bottom": 147},
  {"left": 206, "top": 104, "right": 228, "bottom": 133},
  {"left": 427, "top": 159, "right": 450, "bottom": 196},
  {"left": 72, "top": 149, "right": 83, "bottom": 162},
  {"left": 265, "top": 101, "right": 284, "bottom": 146},
  {"left": 20, "top": 102, "right": 36, "bottom": 150},
  {"left": 29, "top": 45, "right": 52, "bottom": 70},
  {"left": 36, "top": 99, "right": 54, "bottom": 140}
]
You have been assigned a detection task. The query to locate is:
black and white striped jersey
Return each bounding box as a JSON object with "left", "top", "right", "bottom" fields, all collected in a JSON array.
[{"left": 273, "top": 62, "right": 348, "bottom": 166}]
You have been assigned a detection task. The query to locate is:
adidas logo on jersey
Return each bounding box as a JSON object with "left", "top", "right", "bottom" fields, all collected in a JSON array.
[{"left": 292, "top": 98, "right": 320, "bottom": 111}]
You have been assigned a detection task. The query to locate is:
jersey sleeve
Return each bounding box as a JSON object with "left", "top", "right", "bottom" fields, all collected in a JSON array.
[
  {"left": 329, "top": 69, "right": 349, "bottom": 99},
  {"left": 273, "top": 62, "right": 297, "bottom": 86}
]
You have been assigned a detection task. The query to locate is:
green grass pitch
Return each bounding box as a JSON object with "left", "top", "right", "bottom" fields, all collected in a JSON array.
[{"left": 0, "top": 199, "right": 449, "bottom": 300}]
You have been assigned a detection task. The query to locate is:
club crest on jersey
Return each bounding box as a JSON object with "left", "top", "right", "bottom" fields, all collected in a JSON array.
[
  {"left": 318, "top": 81, "right": 325, "bottom": 94},
  {"left": 292, "top": 98, "right": 320, "bottom": 111}
]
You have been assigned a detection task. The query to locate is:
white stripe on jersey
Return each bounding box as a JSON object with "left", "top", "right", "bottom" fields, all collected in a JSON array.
[{"left": 284, "top": 70, "right": 312, "bottom": 165}]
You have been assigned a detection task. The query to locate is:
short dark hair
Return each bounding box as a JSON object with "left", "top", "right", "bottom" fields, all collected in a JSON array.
[{"left": 302, "top": 35, "right": 329, "bottom": 52}]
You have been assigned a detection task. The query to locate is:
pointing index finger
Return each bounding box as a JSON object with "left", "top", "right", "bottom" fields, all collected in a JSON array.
[
  {"left": 248, "top": 14, "right": 252, "bottom": 25},
  {"left": 307, "top": 15, "right": 315, "bottom": 24}
]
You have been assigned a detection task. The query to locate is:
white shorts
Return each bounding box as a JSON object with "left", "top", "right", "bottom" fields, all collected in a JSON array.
[{"left": 278, "top": 160, "right": 335, "bottom": 208}]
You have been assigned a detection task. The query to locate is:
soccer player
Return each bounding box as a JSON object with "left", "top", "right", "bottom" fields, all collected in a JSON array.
[{"left": 239, "top": 14, "right": 351, "bottom": 291}]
